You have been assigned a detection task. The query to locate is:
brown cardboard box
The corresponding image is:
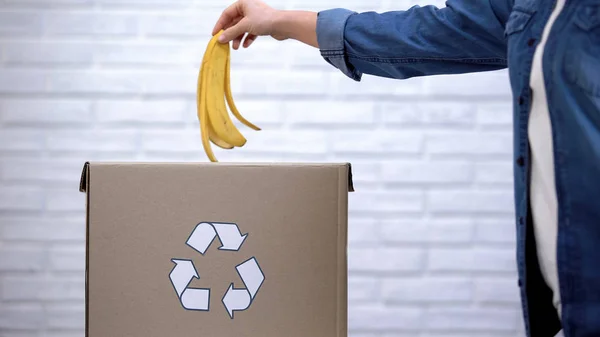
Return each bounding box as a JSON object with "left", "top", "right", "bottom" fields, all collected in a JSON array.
[{"left": 79, "top": 162, "right": 353, "bottom": 337}]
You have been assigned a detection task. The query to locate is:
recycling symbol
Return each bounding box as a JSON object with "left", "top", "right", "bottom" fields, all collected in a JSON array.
[{"left": 169, "top": 222, "right": 265, "bottom": 319}]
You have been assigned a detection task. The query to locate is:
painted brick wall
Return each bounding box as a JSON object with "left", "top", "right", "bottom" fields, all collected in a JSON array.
[{"left": 0, "top": 0, "right": 525, "bottom": 336}]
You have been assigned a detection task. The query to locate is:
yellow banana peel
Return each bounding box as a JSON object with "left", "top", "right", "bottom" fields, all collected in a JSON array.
[{"left": 197, "top": 30, "right": 260, "bottom": 162}]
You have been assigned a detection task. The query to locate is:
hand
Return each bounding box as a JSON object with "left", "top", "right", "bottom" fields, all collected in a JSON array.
[{"left": 212, "top": 0, "right": 286, "bottom": 50}]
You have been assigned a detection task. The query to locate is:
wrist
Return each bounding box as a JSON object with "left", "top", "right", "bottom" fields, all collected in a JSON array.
[
  {"left": 271, "top": 10, "right": 318, "bottom": 47},
  {"left": 271, "top": 9, "right": 291, "bottom": 40}
]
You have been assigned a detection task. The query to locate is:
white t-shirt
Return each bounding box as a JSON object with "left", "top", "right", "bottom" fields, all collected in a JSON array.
[{"left": 527, "top": 0, "right": 566, "bottom": 324}]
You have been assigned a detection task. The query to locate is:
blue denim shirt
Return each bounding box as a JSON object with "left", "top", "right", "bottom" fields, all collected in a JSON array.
[{"left": 316, "top": 1, "right": 600, "bottom": 336}]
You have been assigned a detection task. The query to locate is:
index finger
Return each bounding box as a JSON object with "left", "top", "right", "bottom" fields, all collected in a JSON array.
[{"left": 212, "top": 2, "right": 242, "bottom": 35}]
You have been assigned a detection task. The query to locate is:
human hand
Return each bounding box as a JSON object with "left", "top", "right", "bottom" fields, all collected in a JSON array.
[{"left": 212, "top": 0, "right": 286, "bottom": 50}]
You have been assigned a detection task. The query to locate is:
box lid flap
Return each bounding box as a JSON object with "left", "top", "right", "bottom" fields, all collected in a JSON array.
[
  {"left": 79, "top": 161, "right": 89, "bottom": 193},
  {"left": 347, "top": 163, "right": 354, "bottom": 192}
]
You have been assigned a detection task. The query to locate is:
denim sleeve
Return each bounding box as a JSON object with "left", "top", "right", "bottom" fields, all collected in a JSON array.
[{"left": 316, "top": 0, "right": 512, "bottom": 81}]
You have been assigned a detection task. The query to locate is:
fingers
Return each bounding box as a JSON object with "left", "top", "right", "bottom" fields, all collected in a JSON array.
[
  {"left": 243, "top": 34, "right": 257, "bottom": 48},
  {"left": 229, "top": 16, "right": 245, "bottom": 49},
  {"left": 230, "top": 33, "right": 257, "bottom": 50},
  {"left": 219, "top": 17, "right": 249, "bottom": 43},
  {"left": 232, "top": 33, "right": 245, "bottom": 50},
  {"left": 227, "top": 15, "right": 243, "bottom": 29},
  {"left": 212, "top": 1, "right": 242, "bottom": 36}
]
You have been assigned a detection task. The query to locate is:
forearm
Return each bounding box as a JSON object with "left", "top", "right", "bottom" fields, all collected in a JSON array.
[
  {"left": 273, "top": 10, "right": 318, "bottom": 48},
  {"left": 316, "top": 1, "right": 511, "bottom": 81}
]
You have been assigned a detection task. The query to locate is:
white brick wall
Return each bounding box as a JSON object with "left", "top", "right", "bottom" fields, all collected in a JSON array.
[{"left": 0, "top": 0, "right": 525, "bottom": 336}]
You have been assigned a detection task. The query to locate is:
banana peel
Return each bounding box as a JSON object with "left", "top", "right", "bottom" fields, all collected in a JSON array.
[{"left": 197, "top": 30, "right": 260, "bottom": 162}]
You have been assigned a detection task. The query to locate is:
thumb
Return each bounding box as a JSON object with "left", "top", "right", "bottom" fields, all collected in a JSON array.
[{"left": 218, "top": 18, "right": 249, "bottom": 43}]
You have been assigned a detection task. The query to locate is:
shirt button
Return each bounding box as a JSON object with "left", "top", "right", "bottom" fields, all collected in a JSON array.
[
  {"left": 519, "top": 217, "right": 524, "bottom": 225},
  {"left": 517, "top": 156, "right": 525, "bottom": 166},
  {"left": 519, "top": 96, "right": 524, "bottom": 105},
  {"left": 528, "top": 38, "right": 536, "bottom": 46}
]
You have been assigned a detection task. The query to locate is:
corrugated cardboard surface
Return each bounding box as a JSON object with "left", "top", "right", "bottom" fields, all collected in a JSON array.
[{"left": 80, "top": 162, "right": 350, "bottom": 337}]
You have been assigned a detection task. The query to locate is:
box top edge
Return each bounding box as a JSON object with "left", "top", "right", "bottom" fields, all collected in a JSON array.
[{"left": 78, "top": 161, "right": 354, "bottom": 193}]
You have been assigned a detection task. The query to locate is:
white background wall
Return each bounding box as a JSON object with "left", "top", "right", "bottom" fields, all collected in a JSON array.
[{"left": 0, "top": 0, "right": 525, "bottom": 336}]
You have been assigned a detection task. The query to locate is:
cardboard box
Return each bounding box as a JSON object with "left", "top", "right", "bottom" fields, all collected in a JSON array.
[{"left": 79, "top": 162, "right": 354, "bottom": 337}]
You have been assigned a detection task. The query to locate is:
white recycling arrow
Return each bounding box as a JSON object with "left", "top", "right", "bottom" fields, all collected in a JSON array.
[
  {"left": 170, "top": 259, "right": 198, "bottom": 297},
  {"left": 222, "top": 284, "right": 251, "bottom": 318},
  {"left": 222, "top": 257, "right": 265, "bottom": 319},
  {"left": 181, "top": 288, "right": 210, "bottom": 311},
  {"left": 169, "top": 259, "right": 210, "bottom": 311},
  {"left": 186, "top": 223, "right": 217, "bottom": 255},
  {"left": 186, "top": 222, "right": 247, "bottom": 254},
  {"left": 212, "top": 222, "right": 248, "bottom": 251}
]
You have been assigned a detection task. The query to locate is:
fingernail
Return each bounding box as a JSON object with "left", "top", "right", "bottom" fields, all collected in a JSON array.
[{"left": 218, "top": 35, "right": 226, "bottom": 43}]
